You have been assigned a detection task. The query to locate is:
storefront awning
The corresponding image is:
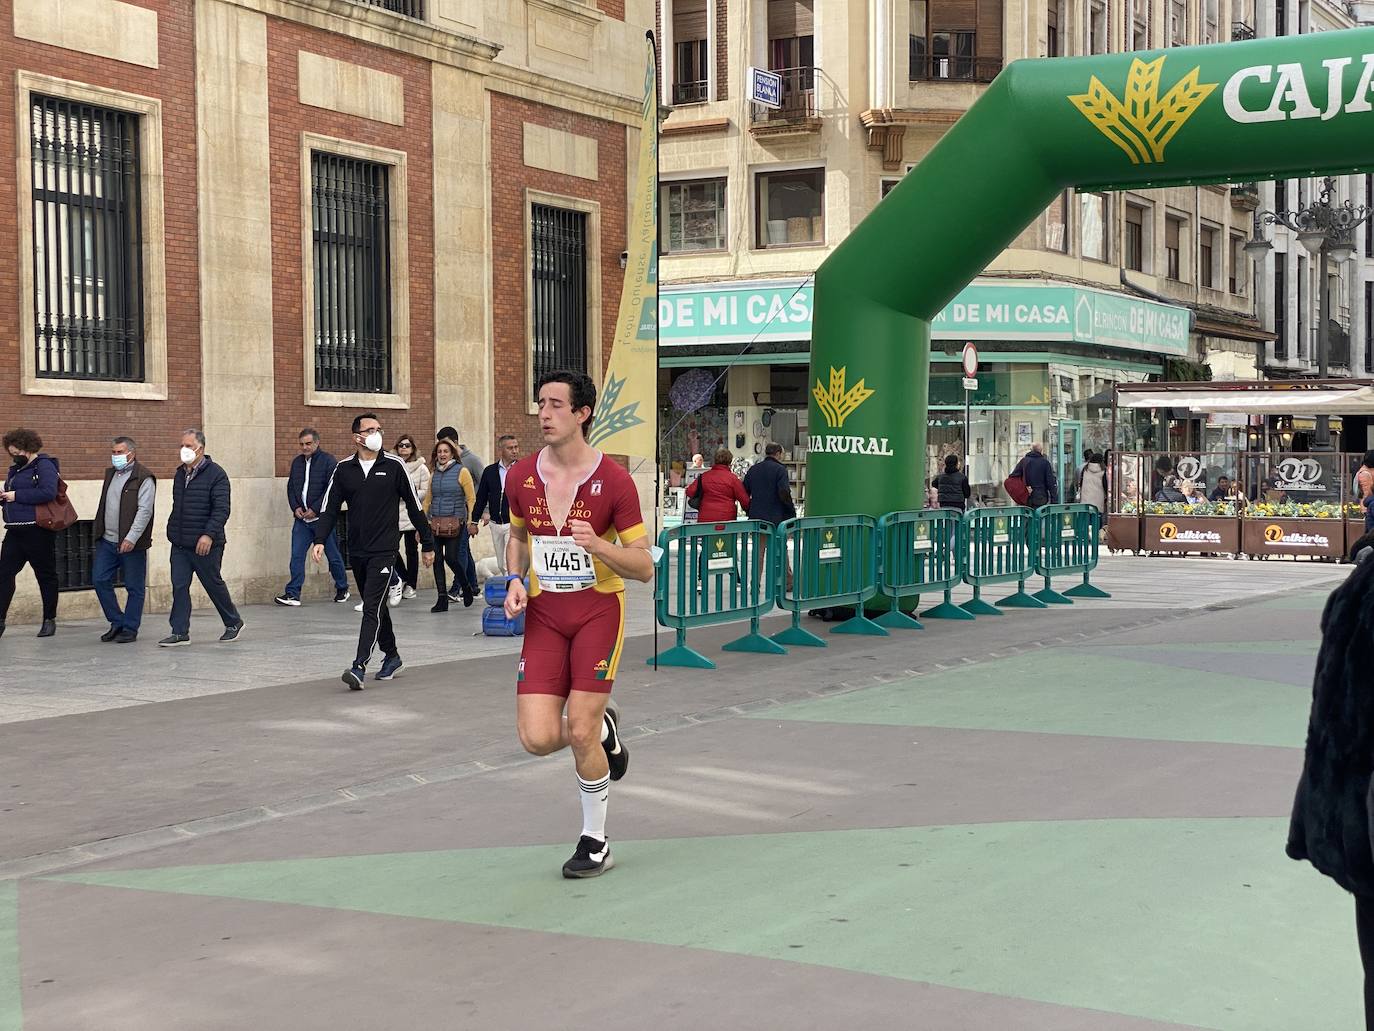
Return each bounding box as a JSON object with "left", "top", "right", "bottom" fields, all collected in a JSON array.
[{"left": 1116, "top": 384, "right": 1374, "bottom": 414}]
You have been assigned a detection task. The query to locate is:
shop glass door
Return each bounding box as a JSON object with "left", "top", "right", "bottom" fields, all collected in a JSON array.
[{"left": 1057, "top": 420, "right": 1082, "bottom": 502}]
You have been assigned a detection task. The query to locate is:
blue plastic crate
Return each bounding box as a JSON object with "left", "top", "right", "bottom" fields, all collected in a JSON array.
[
  {"left": 482, "top": 605, "right": 524, "bottom": 637},
  {"left": 483, "top": 577, "right": 514, "bottom": 607}
]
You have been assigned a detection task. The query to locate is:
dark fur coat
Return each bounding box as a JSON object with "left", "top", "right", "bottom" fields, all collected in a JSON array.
[{"left": 1288, "top": 557, "right": 1374, "bottom": 896}]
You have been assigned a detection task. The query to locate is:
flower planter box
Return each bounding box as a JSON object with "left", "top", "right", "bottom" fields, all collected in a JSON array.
[
  {"left": 1241, "top": 518, "right": 1344, "bottom": 559},
  {"left": 1348, "top": 519, "right": 1371, "bottom": 555},
  {"left": 1106, "top": 514, "right": 1140, "bottom": 553},
  {"left": 1141, "top": 515, "right": 1239, "bottom": 555}
]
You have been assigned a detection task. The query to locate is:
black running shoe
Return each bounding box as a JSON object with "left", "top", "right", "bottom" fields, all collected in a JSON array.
[
  {"left": 603, "top": 701, "right": 629, "bottom": 782},
  {"left": 561, "top": 835, "right": 614, "bottom": 879}
]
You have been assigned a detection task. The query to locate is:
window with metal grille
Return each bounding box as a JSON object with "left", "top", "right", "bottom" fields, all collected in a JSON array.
[
  {"left": 31, "top": 95, "right": 144, "bottom": 382},
  {"left": 530, "top": 204, "right": 588, "bottom": 381},
  {"left": 354, "top": 0, "right": 425, "bottom": 17},
  {"left": 55, "top": 520, "right": 123, "bottom": 592},
  {"left": 312, "top": 152, "right": 392, "bottom": 394}
]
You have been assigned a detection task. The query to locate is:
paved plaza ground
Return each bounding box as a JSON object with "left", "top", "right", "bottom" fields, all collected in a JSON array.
[{"left": 0, "top": 555, "right": 1359, "bottom": 1029}]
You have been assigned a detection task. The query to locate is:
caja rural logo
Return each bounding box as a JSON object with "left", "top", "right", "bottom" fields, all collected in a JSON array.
[
  {"left": 810, "top": 366, "right": 894, "bottom": 457},
  {"left": 1069, "top": 55, "right": 1217, "bottom": 164}
]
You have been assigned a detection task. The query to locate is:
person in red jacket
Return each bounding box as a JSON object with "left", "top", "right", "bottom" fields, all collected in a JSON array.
[{"left": 686, "top": 447, "right": 750, "bottom": 523}]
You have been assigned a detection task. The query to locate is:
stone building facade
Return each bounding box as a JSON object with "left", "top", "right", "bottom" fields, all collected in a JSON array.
[{"left": 1, "top": 0, "right": 651, "bottom": 621}]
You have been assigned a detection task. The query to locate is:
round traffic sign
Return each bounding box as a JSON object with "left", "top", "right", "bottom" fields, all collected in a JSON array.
[{"left": 961, "top": 342, "right": 979, "bottom": 377}]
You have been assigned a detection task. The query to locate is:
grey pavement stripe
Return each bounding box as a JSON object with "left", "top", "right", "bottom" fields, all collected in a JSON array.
[{"left": 0, "top": 579, "right": 1325, "bottom": 882}]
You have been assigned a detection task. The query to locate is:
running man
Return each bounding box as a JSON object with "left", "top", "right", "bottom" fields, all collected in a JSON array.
[
  {"left": 504, "top": 370, "right": 654, "bottom": 878},
  {"left": 313, "top": 413, "right": 434, "bottom": 690}
]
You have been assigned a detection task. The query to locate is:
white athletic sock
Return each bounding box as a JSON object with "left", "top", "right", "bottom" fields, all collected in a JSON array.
[{"left": 578, "top": 773, "right": 609, "bottom": 843}]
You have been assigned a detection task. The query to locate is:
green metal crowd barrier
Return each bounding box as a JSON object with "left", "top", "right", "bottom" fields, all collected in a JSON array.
[
  {"left": 959, "top": 506, "right": 1046, "bottom": 615},
  {"left": 1030, "top": 504, "right": 1111, "bottom": 604},
  {"left": 648, "top": 519, "right": 784, "bottom": 669},
  {"left": 877, "top": 509, "right": 966, "bottom": 628},
  {"left": 772, "top": 514, "right": 884, "bottom": 647}
]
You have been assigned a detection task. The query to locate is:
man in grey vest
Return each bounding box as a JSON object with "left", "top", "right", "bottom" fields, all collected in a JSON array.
[{"left": 92, "top": 436, "right": 157, "bottom": 643}]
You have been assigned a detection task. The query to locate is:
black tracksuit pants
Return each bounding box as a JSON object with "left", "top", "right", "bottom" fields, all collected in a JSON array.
[{"left": 352, "top": 552, "right": 399, "bottom": 668}]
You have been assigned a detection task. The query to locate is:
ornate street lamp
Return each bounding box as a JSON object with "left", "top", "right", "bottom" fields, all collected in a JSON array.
[{"left": 1246, "top": 177, "right": 1371, "bottom": 448}]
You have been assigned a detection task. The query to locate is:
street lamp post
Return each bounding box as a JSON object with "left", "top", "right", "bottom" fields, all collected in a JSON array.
[{"left": 1245, "top": 176, "right": 1370, "bottom": 449}]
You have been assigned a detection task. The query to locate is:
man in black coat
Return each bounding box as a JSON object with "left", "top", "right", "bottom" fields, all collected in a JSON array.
[
  {"left": 159, "top": 429, "right": 243, "bottom": 647},
  {"left": 1011, "top": 443, "right": 1059, "bottom": 508},
  {"left": 472, "top": 434, "right": 520, "bottom": 574},
  {"left": 1288, "top": 557, "right": 1374, "bottom": 1025},
  {"left": 276, "top": 427, "right": 350, "bottom": 606},
  {"left": 743, "top": 443, "right": 797, "bottom": 590}
]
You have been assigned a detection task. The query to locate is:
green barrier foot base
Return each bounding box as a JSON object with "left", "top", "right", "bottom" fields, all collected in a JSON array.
[
  {"left": 920, "top": 601, "right": 977, "bottom": 621},
  {"left": 874, "top": 609, "right": 924, "bottom": 630},
  {"left": 997, "top": 591, "right": 1049, "bottom": 609},
  {"left": 831, "top": 615, "right": 889, "bottom": 637},
  {"left": 1064, "top": 582, "right": 1112, "bottom": 599},
  {"left": 648, "top": 645, "right": 716, "bottom": 669},
  {"left": 722, "top": 631, "right": 788, "bottom": 654},
  {"left": 960, "top": 597, "right": 1004, "bottom": 616},
  {"left": 773, "top": 625, "right": 827, "bottom": 647},
  {"left": 1033, "top": 587, "right": 1074, "bottom": 605}
]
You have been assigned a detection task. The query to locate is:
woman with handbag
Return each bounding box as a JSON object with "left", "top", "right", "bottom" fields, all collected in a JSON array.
[
  {"left": 0, "top": 428, "right": 62, "bottom": 638},
  {"left": 393, "top": 435, "right": 430, "bottom": 601},
  {"left": 425, "top": 438, "right": 477, "bottom": 611}
]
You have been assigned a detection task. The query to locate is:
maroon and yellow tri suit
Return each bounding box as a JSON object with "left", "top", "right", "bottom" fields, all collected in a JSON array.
[{"left": 507, "top": 449, "right": 647, "bottom": 696}]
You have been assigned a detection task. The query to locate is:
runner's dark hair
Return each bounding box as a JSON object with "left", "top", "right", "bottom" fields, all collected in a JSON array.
[{"left": 534, "top": 370, "right": 597, "bottom": 440}]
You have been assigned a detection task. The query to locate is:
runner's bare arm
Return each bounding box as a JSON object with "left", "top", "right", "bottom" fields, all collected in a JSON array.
[{"left": 504, "top": 522, "right": 530, "bottom": 618}]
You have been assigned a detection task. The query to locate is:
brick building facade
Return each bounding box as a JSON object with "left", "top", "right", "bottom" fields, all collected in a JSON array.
[{"left": 0, "top": 0, "right": 651, "bottom": 622}]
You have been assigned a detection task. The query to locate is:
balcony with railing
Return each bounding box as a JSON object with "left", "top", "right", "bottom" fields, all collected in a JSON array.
[
  {"left": 671, "top": 79, "right": 709, "bottom": 106},
  {"left": 748, "top": 67, "right": 821, "bottom": 138},
  {"left": 1230, "top": 182, "right": 1260, "bottom": 210},
  {"left": 351, "top": 0, "right": 425, "bottom": 19},
  {"left": 1231, "top": 20, "right": 1256, "bottom": 39},
  {"left": 909, "top": 55, "right": 1002, "bottom": 84}
]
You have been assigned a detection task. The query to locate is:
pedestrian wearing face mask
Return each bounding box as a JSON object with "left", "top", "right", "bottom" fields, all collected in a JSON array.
[
  {"left": 312, "top": 413, "right": 435, "bottom": 690},
  {"left": 92, "top": 436, "right": 156, "bottom": 643},
  {"left": 159, "top": 429, "right": 244, "bottom": 647},
  {"left": 0, "top": 428, "right": 61, "bottom": 639}
]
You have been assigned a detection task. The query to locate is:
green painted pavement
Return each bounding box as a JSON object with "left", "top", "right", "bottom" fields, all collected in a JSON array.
[
  {"left": 0, "top": 883, "right": 19, "bottom": 1031},
  {"left": 54, "top": 819, "right": 1356, "bottom": 1029},
  {"left": 756, "top": 652, "right": 1308, "bottom": 747},
  {"left": 1092, "top": 641, "right": 1317, "bottom": 657}
]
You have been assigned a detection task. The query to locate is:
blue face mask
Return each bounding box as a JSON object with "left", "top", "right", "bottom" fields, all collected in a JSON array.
[{"left": 111, "top": 453, "right": 129, "bottom": 471}]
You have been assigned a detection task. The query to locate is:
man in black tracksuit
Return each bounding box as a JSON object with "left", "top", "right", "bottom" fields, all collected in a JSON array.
[{"left": 312, "top": 413, "right": 434, "bottom": 690}]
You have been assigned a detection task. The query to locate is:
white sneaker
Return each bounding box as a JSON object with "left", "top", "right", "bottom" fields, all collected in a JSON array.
[
  {"left": 402, "top": 585, "right": 417, "bottom": 600},
  {"left": 387, "top": 574, "right": 403, "bottom": 608},
  {"left": 354, "top": 601, "right": 364, "bottom": 612}
]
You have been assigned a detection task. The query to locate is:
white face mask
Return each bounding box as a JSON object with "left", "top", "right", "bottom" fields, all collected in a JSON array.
[
  {"left": 362, "top": 431, "right": 382, "bottom": 452},
  {"left": 180, "top": 446, "right": 198, "bottom": 464}
]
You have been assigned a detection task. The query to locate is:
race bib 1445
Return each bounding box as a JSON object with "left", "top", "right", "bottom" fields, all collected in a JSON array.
[{"left": 533, "top": 536, "right": 596, "bottom": 591}]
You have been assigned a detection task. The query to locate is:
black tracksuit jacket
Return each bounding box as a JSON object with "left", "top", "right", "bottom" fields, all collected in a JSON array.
[{"left": 314, "top": 451, "right": 434, "bottom": 558}]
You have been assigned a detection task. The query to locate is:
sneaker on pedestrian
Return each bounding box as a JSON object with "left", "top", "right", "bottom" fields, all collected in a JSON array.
[
  {"left": 159, "top": 634, "right": 191, "bottom": 648},
  {"left": 375, "top": 654, "right": 404, "bottom": 681},
  {"left": 402, "top": 585, "right": 417, "bottom": 600},
  {"left": 447, "top": 587, "right": 462, "bottom": 603},
  {"left": 274, "top": 594, "right": 301, "bottom": 607},
  {"left": 562, "top": 835, "right": 614, "bottom": 879},
  {"left": 342, "top": 664, "right": 366, "bottom": 691},
  {"left": 603, "top": 700, "right": 629, "bottom": 782},
  {"left": 219, "top": 623, "right": 245, "bottom": 643},
  {"left": 100, "top": 624, "right": 121, "bottom": 642},
  {"left": 354, "top": 601, "right": 364, "bottom": 612},
  {"left": 334, "top": 587, "right": 351, "bottom": 603},
  {"left": 114, "top": 629, "right": 138, "bottom": 644},
  {"left": 387, "top": 573, "right": 403, "bottom": 608}
]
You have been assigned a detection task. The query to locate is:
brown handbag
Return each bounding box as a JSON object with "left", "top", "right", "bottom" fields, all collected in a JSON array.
[
  {"left": 430, "top": 515, "right": 462, "bottom": 539},
  {"left": 35, "top": 476, "right": 79, "bottom": 531}
]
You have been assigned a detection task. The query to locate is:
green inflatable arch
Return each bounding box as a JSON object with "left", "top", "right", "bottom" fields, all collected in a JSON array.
[{"left": 808, "top": 27, "right": 1374, "bottom": 518}]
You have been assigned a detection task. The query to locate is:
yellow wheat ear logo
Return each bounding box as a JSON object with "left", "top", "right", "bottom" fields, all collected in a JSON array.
[
  {"left": 813, "top": 366, "right": 875, "bottom": 429},
  {"left": 1068, "top": 56, "right": 1217, "bottom": 164}
]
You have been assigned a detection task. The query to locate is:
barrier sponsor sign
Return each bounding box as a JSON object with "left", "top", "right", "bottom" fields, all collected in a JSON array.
[
  {"left": 1240, "top": 518, "right": 1343, "bottom": 558},
  {"left": 1143, "top": 515, "right": 1240, "bottom": 554}
]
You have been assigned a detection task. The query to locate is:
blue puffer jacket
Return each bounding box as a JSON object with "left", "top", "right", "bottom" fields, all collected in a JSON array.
[
  {"left": 2, "top": 453, "right": 60, "bottom": 526},
  {"left": 166, "top": 456, "right": 232, "bottom": 548}
]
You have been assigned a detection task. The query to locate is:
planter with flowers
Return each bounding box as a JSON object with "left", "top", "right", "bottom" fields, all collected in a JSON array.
[{"left": 1241, "top": 500, "right": 1346, "bottom": 559}]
